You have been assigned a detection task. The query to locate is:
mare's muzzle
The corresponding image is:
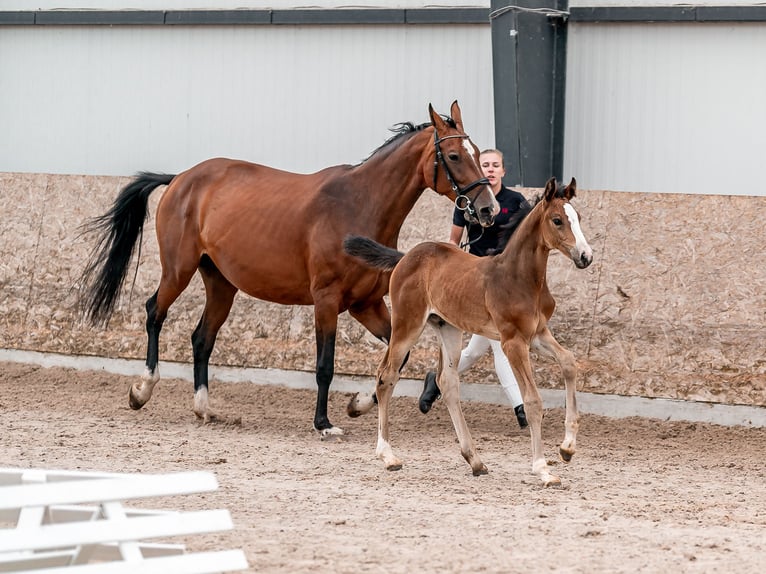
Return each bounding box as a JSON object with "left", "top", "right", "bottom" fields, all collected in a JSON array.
[{"left": 455, "top": 179, "right": 495, "bottom": 227}]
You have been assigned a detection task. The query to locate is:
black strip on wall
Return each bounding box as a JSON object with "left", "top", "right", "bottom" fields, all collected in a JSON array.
[
  {"left": 570, "top": 5, "right": 766, "bottom": 23},
  {"left": 165, "top": 10, "right": 271, "bottom": 25},
  {"left": 0, "top": 8, "right": 490, "bottom": 27}
]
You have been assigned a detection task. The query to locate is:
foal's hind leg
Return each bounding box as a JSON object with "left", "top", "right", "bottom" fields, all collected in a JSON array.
[
  {"left": 346, "top": 299, "right": 394, "bottom": 417},
  {"left": 531, "top": 327, "right": 579, "bottom": 462},
  {"left": 191, "top": 256, "right": 238, "bottom": 423}
]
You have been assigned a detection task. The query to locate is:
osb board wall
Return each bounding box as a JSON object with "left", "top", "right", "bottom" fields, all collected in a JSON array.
[{"left": 0, "top": 172, "right": 764, "bottom": 408}]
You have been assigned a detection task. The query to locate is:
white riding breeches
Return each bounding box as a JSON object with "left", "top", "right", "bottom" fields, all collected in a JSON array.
[{"left": 458, "top": 334, "right": 523, "bottom": 408}]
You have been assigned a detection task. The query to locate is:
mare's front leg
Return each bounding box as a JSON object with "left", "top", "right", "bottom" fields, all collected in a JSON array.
[
  {"left": 503, "top": 337, "right": 561, "bottom": 487},
  {"left": 433, "top": 321, "right": 487, "bottom": 476},
  {"left": 314, "top": 302, "right": 343, "bottom": 437},
  {"left": 531, "top": 327, "right": 579, "bottom": 462}
]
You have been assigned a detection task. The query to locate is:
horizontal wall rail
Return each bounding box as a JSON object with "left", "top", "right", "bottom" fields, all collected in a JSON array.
[{"left": 0, "top": 8, "right": 490, "bottom": 26}]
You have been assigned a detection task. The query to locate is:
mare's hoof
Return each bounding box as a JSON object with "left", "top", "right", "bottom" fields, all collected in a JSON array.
[
  {"left": 318, "top": 426, "right": 345, "bottom": 439},
  {"left": 193, "top": 410, "right": 224, "bottom": 424},
  {"left": 418, "top": 371, "right": 441, "bottom": 414},
  {"left": 128, "top": 388, "right": 145, "bottom": 410}
]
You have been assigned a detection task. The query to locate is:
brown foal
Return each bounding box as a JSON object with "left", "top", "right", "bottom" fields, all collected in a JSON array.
[{"left": 345, "top": 177, "right": 593, "bottom": 486}]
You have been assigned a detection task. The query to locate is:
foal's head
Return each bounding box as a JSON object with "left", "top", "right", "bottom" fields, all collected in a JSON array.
[{"left": 539, "top": 177, "right": 593, "bottom": 269}]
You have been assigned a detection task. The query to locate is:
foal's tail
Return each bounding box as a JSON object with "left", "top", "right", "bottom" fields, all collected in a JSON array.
[
  {"left": 343, "top": 235, "right": 404, "bottom": 271},
  {"left": 78, "top": 172, "right": 176, "bottom": 326}
]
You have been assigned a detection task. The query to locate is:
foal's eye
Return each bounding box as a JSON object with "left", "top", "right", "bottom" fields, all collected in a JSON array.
[
  {"left": 552, "top": 217, "right": 563, "bottom": 226},
  {"left": 448, "top": 152, "right": 460, "bottom": 162}
]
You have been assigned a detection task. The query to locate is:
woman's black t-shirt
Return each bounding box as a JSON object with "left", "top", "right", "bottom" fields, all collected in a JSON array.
[{"left": 452, "top": 186, "right": 527, "bottom": 256}]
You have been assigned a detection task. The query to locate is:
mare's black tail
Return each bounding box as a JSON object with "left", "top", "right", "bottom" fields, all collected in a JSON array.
[
  {"left": 78, "top": 172, "right": 175, "bottom": 326},
  {"left": 343, "top": 235, "right": 404, "bottom": 272}
]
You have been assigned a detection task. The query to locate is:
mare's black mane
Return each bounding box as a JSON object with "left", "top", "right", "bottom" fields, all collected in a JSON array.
[{"left": 363, "top": 115, "right": 457, "bottom": 162}]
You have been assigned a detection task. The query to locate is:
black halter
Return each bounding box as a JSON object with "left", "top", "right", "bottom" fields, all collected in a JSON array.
[{"left": 432, "top": 128, "right": 490, "bottom": 221}]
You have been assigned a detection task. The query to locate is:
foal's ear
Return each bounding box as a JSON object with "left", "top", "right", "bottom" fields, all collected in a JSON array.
[
  {"left": 564, "top": 177, "right": 577, "bottom": 199},
  {"left": 543, "top": 176, "right": 558, "bottom": 201},
  {"left": 429, "top": 103, "right": 448, "bottom": 132},
  {"left": 450, "top": 100, "right": 464, "bottom": 132}
]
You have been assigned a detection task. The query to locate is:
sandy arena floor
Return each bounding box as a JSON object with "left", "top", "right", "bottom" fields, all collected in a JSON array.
[{"left": 1, "top": 361, "right": 764, "bottom": 573}]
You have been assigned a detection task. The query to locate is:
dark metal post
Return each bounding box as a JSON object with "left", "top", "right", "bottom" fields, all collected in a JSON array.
[{"left": 490, "top": 0, "right": 569, "bottom": 187}]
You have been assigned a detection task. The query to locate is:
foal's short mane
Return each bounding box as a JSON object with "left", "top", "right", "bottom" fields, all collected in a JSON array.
[
  {"left": 490, "top": 183, "right": 572, "bottom": 255},
  {"left": 363, "top": 115, "right": 457, "bottom": 163}
]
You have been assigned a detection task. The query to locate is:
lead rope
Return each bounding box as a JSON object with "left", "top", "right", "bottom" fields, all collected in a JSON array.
[{"left": 459, "top": 222, "right": 484, "bottom": 251}]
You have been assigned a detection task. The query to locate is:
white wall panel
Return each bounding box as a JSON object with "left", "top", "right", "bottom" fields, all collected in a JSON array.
[
  {"left": 0, "top": 24, "right": 494, "bottom": 176},
  {"left": 564, "top": 22, "right": 766, "bottom": 195},
  {"left": 0, "top": 1, "right": 488, "bottom": 8}
]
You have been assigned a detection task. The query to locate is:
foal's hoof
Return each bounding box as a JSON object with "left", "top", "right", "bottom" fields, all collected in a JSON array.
[
  {"left": 472, "top": 464, "right": 489, "bottom": 477},
  {"left": 346, "top": 393, "right": 375, "bottom": 417},
  {"left": 559, "top": 446, "right": 575, "bottom": 462},
  {"left": 543, "top": 475, "right": 563, "bottom": 488},
  {"left": 385, "top": 462, "right": 403, "bottom": 472}
]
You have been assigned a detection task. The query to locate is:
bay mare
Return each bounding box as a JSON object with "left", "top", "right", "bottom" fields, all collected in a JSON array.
[
  {"left": 345, "top": 177, "right": 593, "bottom": 485},
  {"left": 78, "top": 101, "right": 498, "bottom": 436}
]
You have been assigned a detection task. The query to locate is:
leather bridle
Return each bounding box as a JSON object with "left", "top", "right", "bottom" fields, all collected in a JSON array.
[{"left": 432, "top": 128, "right": 490, "bottom": 222}]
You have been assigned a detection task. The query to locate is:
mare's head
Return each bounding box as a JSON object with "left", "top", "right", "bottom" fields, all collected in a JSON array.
[
  {"left": 427, "top": 101, "right": 498, "bottom": 228},
  {"left": 537, "top": 177, "right": 593, "bottom": 268}
]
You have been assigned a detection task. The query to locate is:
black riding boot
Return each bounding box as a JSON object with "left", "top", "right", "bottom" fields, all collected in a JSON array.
[
  {"left": 418, "top": 371, "right": 441, "bottom": 414},
  {"left": 514, "top": 404, "right": 529, "bottom": 429}
]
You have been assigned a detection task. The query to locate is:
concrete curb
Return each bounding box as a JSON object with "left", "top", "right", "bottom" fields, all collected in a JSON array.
[{"left": 2, "top": 348, "right": 764, "bottom": 428}]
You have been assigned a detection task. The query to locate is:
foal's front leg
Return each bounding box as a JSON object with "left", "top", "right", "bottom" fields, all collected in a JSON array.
[
  {"left": 532, "top": 328, "right": 579, "bottom": 462},
  {"left": 504, "top": 338, "right": 561, "bottom": 487}
]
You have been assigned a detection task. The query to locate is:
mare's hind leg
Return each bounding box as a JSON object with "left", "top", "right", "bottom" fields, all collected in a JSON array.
[
  {"left": 432, "top": 320, "right": 487, "bottom": 476},
  {"left": 130, "top": 267, "right": 197, "bottom": 410},
  {"left": 531, "top": 327, "right": 579, "bottom": 462},
  {"left": 191, "top": 255, "right": 238, "bottom": 423}
]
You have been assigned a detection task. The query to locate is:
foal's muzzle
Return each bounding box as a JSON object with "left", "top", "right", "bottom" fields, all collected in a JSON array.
[{"left": 572, "top": 249, "right": 593, "bottom": 269}]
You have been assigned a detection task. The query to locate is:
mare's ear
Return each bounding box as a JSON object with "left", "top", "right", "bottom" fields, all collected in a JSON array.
[
  {"left": 429, "top": 103, "right": 448, "bottom": 132},
  {"left": 450, "top": 100, "right": 464, "bottom": 132},
  {"left": 564, "top": 177, "right": 577, "bottom": 199},
  {"left": 543, "top": 176, "right": 558, "bottom": 202}
]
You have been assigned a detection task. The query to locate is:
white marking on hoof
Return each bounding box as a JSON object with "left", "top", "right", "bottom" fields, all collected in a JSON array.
[
  {"left": 193, "top": 387, "right": 210, "bottom": 422},
  {"left": 130, "top": 366, "right": 160, "bottom": 408},
  {"left": 319, "top": 426, "right": 345, "bottom": 439},
  {"left": 142, "top": 365, "right": 160, "bottom": 384},
  {"left": 533, "top": 458, "right": 562, "bottom": 487}
]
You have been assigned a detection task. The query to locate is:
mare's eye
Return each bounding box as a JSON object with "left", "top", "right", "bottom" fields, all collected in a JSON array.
[{"left": 448, "top": 152, "right": 460, "bottom": 162}]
